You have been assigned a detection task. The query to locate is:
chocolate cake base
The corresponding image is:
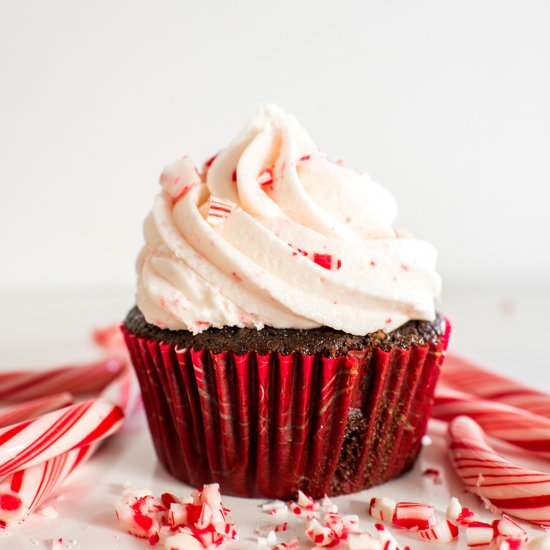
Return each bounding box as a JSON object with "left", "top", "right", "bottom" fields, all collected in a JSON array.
[
  {"left": 123, "top": 307, "right": 449, "bottom": 498},
  {"left": 124, "top": 306, "right": 445, "bottom": 357}
]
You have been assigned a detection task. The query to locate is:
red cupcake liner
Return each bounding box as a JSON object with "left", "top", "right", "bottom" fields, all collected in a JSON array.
[{"left": 122, "top": 320, "right": 450, "bottom": 499}]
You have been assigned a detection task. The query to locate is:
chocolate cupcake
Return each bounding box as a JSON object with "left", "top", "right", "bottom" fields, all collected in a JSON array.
[{"left": 123, "top": 105, "right": 448, "bottom": 498}]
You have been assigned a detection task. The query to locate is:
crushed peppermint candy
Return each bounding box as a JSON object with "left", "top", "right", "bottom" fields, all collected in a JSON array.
[
  {"left": 369, "top": 497, "right": 397, "bottom": 523},
  {"left": 205, "top": 196, "right": 237, "bottom": 226},
  {"left": 392, "top": 501, "right": 436, "bottom": 531},
  {"left": 287, "top": 244, "right": 342, "bottom": 271},
  {"left": 115, "top": 483, "right": 236, "bottom": 549},
  {"left": 418, "top": 520, "right": 459, "bottom": 543},
  {"left": 258, "top": 167, "right": 274, "bottom": 188}
]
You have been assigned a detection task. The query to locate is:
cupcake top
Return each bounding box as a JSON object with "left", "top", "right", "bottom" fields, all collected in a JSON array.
[{"left": 136, "top": 105, "right": 441, "bottom": 335}]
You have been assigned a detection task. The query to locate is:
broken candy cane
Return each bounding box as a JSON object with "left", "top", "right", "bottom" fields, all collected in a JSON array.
[
  {"left": 305, "top": 518, "right": 337, "bottom": 547},
  {"left": 0, "top": 399, "right": 124, "bottom": 478},
  {"left": 493, "top": 515, "right": 528, "bottom": 543},
  {"left": 465, "top": 521, "right": 495, "bottom": 547},
  {"left": 434, "top": 385, "right": 550, "bottom": 456},
  {"left": 440, "top": 354, "right": 550, "bottom": 419},
  {"left": 287, "top": 244, "right": 342, "bottom": 271},
  {"left": 392, "top": 501, "right": 436, "bottom": 530},
  {"left": 116, "top": 483, "right": 237, "bottom": 548},
  {"left": 418, "top": 520, "right": 459, "bottom": 543},
  {"left": 446, "top": 497, "right": 477, "bottom": 525},
  {"left": 0, "top": 359, "right": 124, "bottom": 403},
  {"left": 205, "top": 196, "right": 236, "bottom": 226},
  {"left": 449, "top": 415, "right": 550, "bottom": 527},
  {"left": 369, "top": 497, "right": 397, "bottom": 523},
  {"left": 0, "top": 393, "right": 73, "bottom": 428},
  {"left": 0, "top": 444, "right": 97, "bottom": 526}
]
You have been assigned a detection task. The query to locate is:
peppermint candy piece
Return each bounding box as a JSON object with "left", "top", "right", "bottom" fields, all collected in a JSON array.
[
  {"left": 418, "top": 520, "right": 459, "bottom": 543},
  {"left": 369, "top": 497, "right": 397, "bottom": 523},
  {"left": 0, "top": 359, "right": 124, "bottom": 403},
  {"left": 206, "top": 196, "right": 237, "bottom": 226},
  {"left": 465, "top": 521, "right": 495, "bottom": 547},
  {"left": 392, "top": 501, "right": 436, "bottom": 530},
  {"left": 159, "top": 156, "right": 201, "bottom": 202}
]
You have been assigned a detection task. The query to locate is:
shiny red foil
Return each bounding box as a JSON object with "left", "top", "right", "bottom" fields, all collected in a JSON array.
[{"left": 122, "top": 321, "right": 450, "bottom": 499}]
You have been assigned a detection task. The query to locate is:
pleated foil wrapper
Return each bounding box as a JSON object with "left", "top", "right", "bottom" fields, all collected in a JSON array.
[{"left": 122, "top": 320, "right": 450, "bottom": 499}]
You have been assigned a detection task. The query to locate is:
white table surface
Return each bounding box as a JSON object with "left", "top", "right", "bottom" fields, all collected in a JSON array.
[{"left": 0, "top": 283, "right": 549, "bottom": 549}]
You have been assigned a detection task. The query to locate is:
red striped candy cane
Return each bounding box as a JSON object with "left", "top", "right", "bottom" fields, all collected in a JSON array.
[
  {"left": 0, "top": 370, "right": 136, "bottom": 526},
  {"left": 449, "top": 415, "right": 550, "bottom": 527},
  {"left": 434, "top": 385, "right": 550, "bottom": 457},
  {"left": 0, "top": 399, "right": 123, "bottom": 478},
  {"left": 0, "top": 359, "right": 125, "bottom": 403},
  {"left": 440, "top": 354, "right": 550, "bottom": 419}
]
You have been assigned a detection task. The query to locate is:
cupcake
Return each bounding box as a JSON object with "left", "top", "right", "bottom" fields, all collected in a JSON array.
[{"left": 123, "top": 105, "right": 448, "bottom": 499}]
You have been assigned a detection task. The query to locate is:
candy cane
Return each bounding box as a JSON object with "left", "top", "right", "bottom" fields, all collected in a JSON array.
[
  {"left": 0, "top": 359, "right": 125, "bottom": 403},
  {"left": 434, "top": 385, "right": 550, "bottom": 457},
  {"left": 440, "top": 354, "right": 550, "bottom": 419},
  {"left": 449, "top": 416, "right": 550, "bottom": 527},
  {"left": 0, "top": 393, "right": 73, "bottom": 429},
  {"left": 0, "top": 369, "right": 139, "bottom": 526},
  {"left": 0, "top": 443, "right": 97, "bottom": 526},
  {"left": 0, "top": 399, "right": 123, "bottom": 478}
]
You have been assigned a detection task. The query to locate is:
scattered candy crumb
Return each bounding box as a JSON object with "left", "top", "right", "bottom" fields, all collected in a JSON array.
[
  {"left": 422, "top": 468, "right": 442, "bottom": 484},
  {"left": 115, "top": 483, "right": 236, "bottom": 549}
]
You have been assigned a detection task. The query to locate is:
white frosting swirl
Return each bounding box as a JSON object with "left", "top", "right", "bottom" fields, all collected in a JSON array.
[{"left": 136, "top": 105, "right": 441, "bottom": 335}]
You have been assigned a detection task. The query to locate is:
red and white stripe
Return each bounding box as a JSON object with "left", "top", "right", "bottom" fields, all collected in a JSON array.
[
  {"left": 418, "top": 520, "right": 459, "bottom": 543},
  {"left": 205, "top": 196, "right": 236, "bottom": 226},
  {"left": 434, "top": 385, "right": 550, "bottom": 457},
  {"left": 440, "top": 354, "right": 550, "bottom": 419},
  {"left": 0, "top": 393, "right": 73, "bottom": 429},
  {"left": 392, "top": 501, "right": 436, "bottom": 530},
  {"left": 0, "top": 399, "right": 124, "bottom": 478},
  {"left": 0, "top": 443, "right": 97, "bottom": 526},
  {"left": 0, "top": 359, "right": 125, "bottom": 403},
  {"left": 287, "top": 244, "right": 342, "bottom": 272},
  {"left": 449, "top": 415, "right": 550, "bottom": 527},
  {"left": 369, "top": 497, "right": 397, "bottom": 523}
]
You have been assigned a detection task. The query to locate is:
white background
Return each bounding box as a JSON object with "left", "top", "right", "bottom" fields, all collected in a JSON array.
[
  {"left": 1, "top": 4, "right": 550, "bottom": 548},
  {"left": 1, "top": 0, "right": 549, "bottom": 289}
]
